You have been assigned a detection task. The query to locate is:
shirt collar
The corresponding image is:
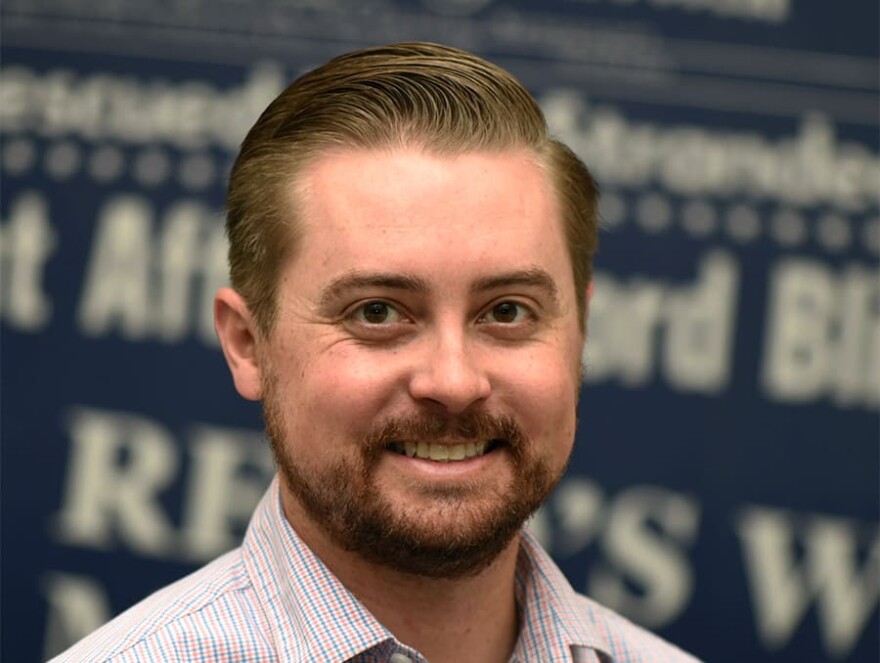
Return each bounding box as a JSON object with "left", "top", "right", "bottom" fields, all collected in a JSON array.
[
  {"left": 514, "top": 529, "right": 613, "bottom": 661},
  {"left": 244, "top": 477, "right": 613, "bottom": 663},
  {"left": 242, "top": 477, "right": 395, "bottom": 663}
]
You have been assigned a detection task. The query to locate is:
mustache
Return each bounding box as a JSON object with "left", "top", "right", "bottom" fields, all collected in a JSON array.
[{"left": 364, "top": 411, "right": 528, "bottom": 454}]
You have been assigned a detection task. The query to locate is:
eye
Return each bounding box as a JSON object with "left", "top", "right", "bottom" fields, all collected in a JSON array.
[
  {"left": 483, "top": 301, "right": 531, "bottom": 324},
  {"left": 351, "top": 301, "right": 404, "bottom": 325}
]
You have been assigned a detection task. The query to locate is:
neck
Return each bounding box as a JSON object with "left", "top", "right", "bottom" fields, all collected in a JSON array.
[
  {"left": 282, "top": 495, "right": 522, "bottom": 663},
  {"left": 342, "top": 543, "right": 521, "bottom": 663}
]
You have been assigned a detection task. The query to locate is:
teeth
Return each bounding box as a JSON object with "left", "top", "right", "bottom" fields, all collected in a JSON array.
[{"left": 391, "top": 440, "right": 493, "bottom": 462}]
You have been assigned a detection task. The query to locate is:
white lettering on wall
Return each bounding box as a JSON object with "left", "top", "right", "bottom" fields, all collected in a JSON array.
[
  {"left": 584, "top": 275, "right": 664, "bottom": 387},
  {"left": 546, "top": 477, "right": 605, "bottom": 556},
  {"left": 584, "top": 250, "right": 739, "bottom": 393},
  {"left": 53, "top": 406, "right": 272, "bottom": 561},
  {"left": 531, "top": 478, "right": 700, "bottom": 629},
  {"left": 663, "top": 251, "right": 739, "bottom": 393},
  {"left": 736, "top": 506, "right": 880, "bottom": 658},
  {"left": 633, "top": 0, "right": 790, "bottom": 22},
  {"left": 180, "top": 425, "right": 274, "bottom": 560},
  {"left": 0, "top": 63, "right": 284, "bottom": 151},
  {"left": 0, "top": 191, "right": 56, "bottom": 331},
  {"left": 55, "top": 408, "right": 181, "bottom": 556},
  {"left": 542, "top": 92, "right": 878, "bottom": 212},
  {"left": 762, "top": 258, "right": 879, "bottom": 409},
  {"left": 588, "top": 486, "right": 701, "bottom": 628},
  {"left": 41, "top": 573, "right": 111, "bottom": 661},
  {"left": 77, "top": 195, "right": 227, "bottom": 345},
  {"left": 77, "top": 196, "right": 153, "bottom": 339}
]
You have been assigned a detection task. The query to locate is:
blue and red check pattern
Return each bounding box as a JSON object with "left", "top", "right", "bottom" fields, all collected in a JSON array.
[{"left": 52, "top": 477, "right": 699, "bottom": 662}]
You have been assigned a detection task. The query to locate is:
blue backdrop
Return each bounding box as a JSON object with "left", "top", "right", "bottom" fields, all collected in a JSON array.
[{"left": 2, "top": 1, "right": 878, "bottom": 661}]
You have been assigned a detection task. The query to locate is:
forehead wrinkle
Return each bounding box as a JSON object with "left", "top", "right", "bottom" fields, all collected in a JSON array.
[{"left": 318, "top": 270, "right": 431, "bottom": 307}]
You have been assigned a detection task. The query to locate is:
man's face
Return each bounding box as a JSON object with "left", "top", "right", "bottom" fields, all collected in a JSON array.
[{"left": 259, "top": 147, "right": 585, "bottom": 577}]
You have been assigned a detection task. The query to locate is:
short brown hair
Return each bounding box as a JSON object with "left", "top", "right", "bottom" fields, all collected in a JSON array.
[{"left": 226, "top": 42, "right": 599, "bottom": 335}]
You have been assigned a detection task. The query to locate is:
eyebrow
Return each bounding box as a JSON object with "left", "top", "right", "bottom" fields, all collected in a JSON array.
[
  {"left": 317, "top": 266, "right": 560, "bottom": 308},
  {"left": 471, "top": 267, "right": 560, "bottom": 304},
  {"left": 318, "top": 271, "right": 430, "bottom": 308}
]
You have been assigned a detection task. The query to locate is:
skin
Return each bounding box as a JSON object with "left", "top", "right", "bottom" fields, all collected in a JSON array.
[{"left": 215, "top": 146, "right": 587, "bottom": 663}]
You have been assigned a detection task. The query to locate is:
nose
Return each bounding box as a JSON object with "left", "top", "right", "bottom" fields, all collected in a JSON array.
[{"left": 407, "top": 331, "right": 491, "bottom": 414}]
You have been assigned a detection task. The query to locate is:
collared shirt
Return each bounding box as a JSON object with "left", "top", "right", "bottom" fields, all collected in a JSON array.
[{"left": 52, "top": 477, "right": 700, "bottom": 663}]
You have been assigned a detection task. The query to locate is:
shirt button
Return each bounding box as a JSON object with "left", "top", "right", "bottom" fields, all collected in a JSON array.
[{"left": 389, "top": 654, "right": 413, "bottom": 663}]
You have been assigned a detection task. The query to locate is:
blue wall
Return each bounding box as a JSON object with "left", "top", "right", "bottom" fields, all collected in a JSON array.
[{"left": 2, "top": 1, "right": 877, "bottom": 661}]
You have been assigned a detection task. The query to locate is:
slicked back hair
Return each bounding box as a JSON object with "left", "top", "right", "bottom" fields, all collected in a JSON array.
[{"left": 226, "top": 42, "right": 599, "bottom": 335}]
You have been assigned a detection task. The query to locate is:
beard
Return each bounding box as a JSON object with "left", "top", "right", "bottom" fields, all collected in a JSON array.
[{"left": 263, "top": 378, "right": 568, "bottom": 579}]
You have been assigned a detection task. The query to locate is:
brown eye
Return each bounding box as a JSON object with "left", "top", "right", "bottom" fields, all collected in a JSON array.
[
  {"left": 362, "top": 302, "right": 391, "bottom": 324},
  {"left": 488, "top": 301, "right": 525, "bottom": 323},
  {"left": 352, "top": 301, "right": 406, "bottom": 325}
]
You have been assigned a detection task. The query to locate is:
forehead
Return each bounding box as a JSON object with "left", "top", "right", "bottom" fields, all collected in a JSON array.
[{"left": 285, "top": 147, "right": 572, "bottom": 294}]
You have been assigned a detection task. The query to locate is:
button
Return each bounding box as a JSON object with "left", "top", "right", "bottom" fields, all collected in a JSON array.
[{"left": 389, "top": 654, "right": 413, "bottom": 663}]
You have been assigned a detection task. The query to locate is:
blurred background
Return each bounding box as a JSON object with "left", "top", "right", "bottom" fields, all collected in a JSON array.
[{"left": 1, "top": 1, "right": 877, "bottom": 661}]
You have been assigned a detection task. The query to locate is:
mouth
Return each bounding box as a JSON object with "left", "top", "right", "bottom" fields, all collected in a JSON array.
[{"left": 388, "top": 439, "right": 503, "bottom": 462}]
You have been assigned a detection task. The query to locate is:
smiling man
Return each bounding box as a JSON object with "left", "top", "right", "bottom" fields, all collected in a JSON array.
[{"left": 53, "top": 43, "right": 698, "bottom": 662}]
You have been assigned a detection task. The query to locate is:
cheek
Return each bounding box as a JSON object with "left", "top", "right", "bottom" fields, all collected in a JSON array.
[
  {"left": 502, "top": 351, "right": 579, "bottom": 444},
  {"left": 281, "top": 344, "right": 406, "bottom": 433}
]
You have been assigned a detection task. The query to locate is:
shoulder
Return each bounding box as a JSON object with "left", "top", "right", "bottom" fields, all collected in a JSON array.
[
  {"left": 49, "top": 548, "right": 275, "bottom": 663},
  {"left": 571, "top": 593, "right": 702, "bottom": 663}
]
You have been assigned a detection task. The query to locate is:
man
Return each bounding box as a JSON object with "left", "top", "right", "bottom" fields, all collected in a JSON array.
[{"left": 54, "top": 43, "right": 698, "bottom": 662}]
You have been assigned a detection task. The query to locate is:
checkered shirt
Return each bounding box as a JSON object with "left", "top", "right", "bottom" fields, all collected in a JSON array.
[{"left": 51, "top": 477, "right": 700, "bottom": 662}]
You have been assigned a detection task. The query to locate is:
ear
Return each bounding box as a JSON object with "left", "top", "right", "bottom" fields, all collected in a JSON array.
[
  {"left": 214, "top": 287, "right": 264, "bottom": 401},
  {"left": 583, "top": 280, "right": 595, "bottom": 329}
]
